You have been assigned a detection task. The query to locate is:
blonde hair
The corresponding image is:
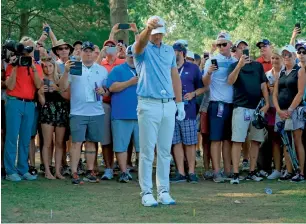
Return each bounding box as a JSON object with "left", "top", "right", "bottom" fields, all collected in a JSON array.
[
  {"left": 272, "top": 48, "right": 282, "bottom": 57},
  {"left": 20, "top": 36, "right": 35, "bottom": 46},
  {"left": 41, "top": 57, "right": 60, "bottom": 84}
]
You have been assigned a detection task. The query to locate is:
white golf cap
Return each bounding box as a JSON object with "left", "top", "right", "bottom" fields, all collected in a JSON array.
[
  {"left": 281, "top": 44, "right": 296, "bottom": 53},
  {"left": 174, "top": 39, "right": 188, "bottom": 48},
  {"left": 234, "top": 40, "right": 248, "bottom": 47},
  {"left": 186, "top": 50, "right": 194, "bottom": 60},
  {"left": 149, "top": 15, "right": 166, "bottom": 35},
  {"left": 216, "top": 32, "right": 231, "bottom": 41}
]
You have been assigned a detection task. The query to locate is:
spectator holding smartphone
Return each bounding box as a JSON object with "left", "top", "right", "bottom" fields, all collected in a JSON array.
[
  {"left": 52, "top": 40, "right": 74, "bottom": 73},
  {"left": 38, "top": 57, "right": 69, "bottom": 180},
  {"left": 4, "top": 36, "right": 43, "bottom": 182},
  {"left": 228, "top": 40, "right": 270, "bottom": 184},
  {"left": 59, "top": 41, "right": 108, "bottom": 185},
  {"left": 202, "top": 32, "right": 237, "bottom": 183}
]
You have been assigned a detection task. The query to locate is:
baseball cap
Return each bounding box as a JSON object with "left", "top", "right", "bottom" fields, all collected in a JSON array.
[
  {"left": 82, "top": 41, "right": 94, "bottom": 51},
  {"left": 103, "top": 40, "right": 116, "bottom": 47},
  {"left": 256, "top": 39, "right": 271, "bottom": 48},
  {"left": 194, "top": 53, "right": 201, "bottom": 60},
  {"left": 234, "top": 40, "right": 248, "bottom": 47},
  {"left": 281, "top": 44, "right": 296, "bottom": 53},
  {"left": 73, "top": 40, "right": 83, "bottom": 47},
  {"left": 126, "top": 45, "right": 133, "bottom": 57},
  {"left": 296, "top": 44, "right": 306, "bottom": 51},
  {"left": 149, "top": 16, "right": 166, "bottom": 35},
  {"left": 295, "top": 40, "right": 306, "bottom": 49},
  {"left": 174, "top": 39, "right": 188, "bottom": 48},
  {"left": 186, "top": 51, "right": 195, "bottom": 60},
  {"left": 173, "top": 43, "right": 187, "bottom": 54},
  {"left": 216, "top": 32, "right": 231, "bottom": 41}
]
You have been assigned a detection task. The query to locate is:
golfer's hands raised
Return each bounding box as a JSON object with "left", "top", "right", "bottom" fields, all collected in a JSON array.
[{"left": 147, "top": 18, "right": 163, "bottom": 31}]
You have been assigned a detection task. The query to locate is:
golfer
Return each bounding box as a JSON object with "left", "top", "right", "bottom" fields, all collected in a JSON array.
[{"left": 132, "top": 16, "right": 185, "bottom": 207}]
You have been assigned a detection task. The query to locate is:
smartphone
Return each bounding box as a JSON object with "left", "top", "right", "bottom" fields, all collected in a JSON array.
[
  {"left": 43, "top": 79, "right": 50, "bottom": 90},
  {"left": 211, "top": 59, "right": 218, "bottom": 69},
  {"left": 243, "top": 49, "right": 249, "bottom": 57},
  {"left": 70, "top": 61, "right": 82, "bottom": 76},
  {"left": 118, "top": 40, "right": 124, "bottom": 44},
  {"left": 43, "top": 27, "right": 50, "bottom": 35},
  {"left": 34, "top": 50, "right": 40, "bottom": 62},
  {"left": 118, "top": 23, "right": 130, "bottom": 30},
  {"left": 106, "top": 47, "right": 117, "bottom": 54},
  {"left": 295, "top": 23, "right": 301, "bottom": 34},
  {"left": 204, "top": 53, "right": 209, "bottom": 59}
]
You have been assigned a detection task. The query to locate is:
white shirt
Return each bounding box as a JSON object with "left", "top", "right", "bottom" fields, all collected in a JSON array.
[{"left": 69, "top": 62, "right": 108, "bottom": 116}]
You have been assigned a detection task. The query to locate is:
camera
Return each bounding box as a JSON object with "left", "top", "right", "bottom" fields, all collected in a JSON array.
[{"left": 1, "top": 39, "right": 33, "bottom": 67}]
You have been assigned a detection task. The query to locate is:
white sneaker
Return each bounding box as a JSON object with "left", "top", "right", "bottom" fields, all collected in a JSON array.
[
  {"left": 230, "top": 177, "right": 239, "bottom": 184},
  {"left": 157, "top": 192, "right": 176, "bottom": 205},
  {"left": 267, "top": 170, "right": 281, "bottom": 180},
  {"left": 101, "top": 168, "right": 113, "bottom": 180},
  {"left": 142, "top": 193, "right": 158, "bottom": 207}
]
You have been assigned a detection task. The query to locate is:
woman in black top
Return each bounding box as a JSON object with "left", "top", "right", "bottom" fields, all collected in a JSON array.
[
  {"left": 38, "top": 57, "right": 69, "bottom": 179},
  {"left": 273, "top": 45, "right": 306, "bottom": 182}
]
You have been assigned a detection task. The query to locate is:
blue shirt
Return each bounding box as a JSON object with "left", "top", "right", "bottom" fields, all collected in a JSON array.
[
  {"left": 69, "top": 63, "right": 108, "bottom": 116},
  {"left": 106, "top": 63, "right": 138, "bottom": 120},
  {"left": 132, "top": 42, "right": 177, "bottom": 99},
  {"left": 179, "top": 61, "right": 203, "bottom": 119},
  {"left": 203, "top": 53, "right": 237, "bottom": 103}
]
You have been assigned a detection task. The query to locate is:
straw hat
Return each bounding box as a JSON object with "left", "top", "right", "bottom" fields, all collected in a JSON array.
[{"left": 51, "top": 39, "right": 74, "bottom": 57}]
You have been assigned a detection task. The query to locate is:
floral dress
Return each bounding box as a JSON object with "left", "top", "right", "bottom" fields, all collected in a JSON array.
[{"left": 40, "top": 91, "right": 69, "bottom": 127}]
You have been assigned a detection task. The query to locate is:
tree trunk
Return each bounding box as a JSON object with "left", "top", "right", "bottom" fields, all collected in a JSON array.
[
  {"left": 109, "top": 0, "right": 128, "bottom": 44},
  {"left": 19, "top": 10, "right": 30, "bottom": 40}
]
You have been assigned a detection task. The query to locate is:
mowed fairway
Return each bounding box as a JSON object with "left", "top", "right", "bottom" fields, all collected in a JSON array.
[{"left": 1, "top": 171, "right": 306, "bottom": 223}]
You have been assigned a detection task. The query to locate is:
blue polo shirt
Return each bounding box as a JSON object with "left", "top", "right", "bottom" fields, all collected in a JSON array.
[
  {"left": 106, "top": 62, "right": 138, "bottom": 120},
  {"left": 203, "top": 53, "right": 237, "bottom": 103},
  {"left": 132, "top": 41, "right": 177, "bottom": 99},
  {"left": 179, "top": 61, "right": 203, "bottom": 120}
]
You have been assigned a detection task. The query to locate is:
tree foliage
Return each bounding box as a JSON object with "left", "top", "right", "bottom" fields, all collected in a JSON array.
[{"left": 1, "top": 0, "right": 305, "bottom": 56}]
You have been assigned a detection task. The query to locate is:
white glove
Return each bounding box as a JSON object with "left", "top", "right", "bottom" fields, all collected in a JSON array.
[{"left": 176, "top": 102, "right": 185, "bottom": 121}]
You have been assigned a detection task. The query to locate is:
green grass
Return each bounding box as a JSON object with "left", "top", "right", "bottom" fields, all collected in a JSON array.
[{"left": 1, "top": 172, "right": 306, "bottom": 223}]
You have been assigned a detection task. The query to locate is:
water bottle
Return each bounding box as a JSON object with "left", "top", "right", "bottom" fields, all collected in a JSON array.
[
  {"left": 182, "top": 85, "right": 188, "bottom": 105},
  {"left": 264, "top": 188, "right": 272, "bottom": 195}
]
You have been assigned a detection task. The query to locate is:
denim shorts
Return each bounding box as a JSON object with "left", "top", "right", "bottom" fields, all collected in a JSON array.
[
  {"left": 112, "top": 119, "right": 139, "bottom": 153},
  {"left": 70, "top": 114, "right": 104, "bottom": 143},
  {"left": 172, "top": 119, "right": 197, "bottom": 145},
  {"left": 208, "top": 101, "right": 233, "bottom": 141}
]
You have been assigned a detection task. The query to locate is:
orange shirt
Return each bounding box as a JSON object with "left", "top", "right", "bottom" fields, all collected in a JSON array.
[
  {"left": 101, "top": 58, "right": 125, "bottom": 73},
  {"left": 101, "top": 57, "right": 125, "bottom": 103},
  {"left": 256, "top": 56, "right": 272, "bottom": 73},
  {"left": 6, "top": 64, "right": 43, "bottom": 100}
]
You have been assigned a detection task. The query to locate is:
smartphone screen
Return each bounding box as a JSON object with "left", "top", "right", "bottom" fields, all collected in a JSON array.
[
  {"left": 34, "top": 50, "right": 40, "bottom": 62},
  {"left": 43, "top": 27, "right": 50, "bottom": 35},
  {"left": 70, "top": 61, "right": 82, "bottom": 76},
  {"left": 295, "top": 23, "right": 301, "bottom": 34},
  {"left": 43, "top": 79, "right": 50, "bottom": 88},
  {"left": 204, "top": 53, "right": 209, "bottom": 59},
  {"left": 118, "top": 40, "right": 124, "bottom": 44},
  {"left": 118, "top": 24, "right": 130, "bottom": 30},
  {"left": 243, "top": 49, "right": 249, "bottom": 57},
  {"left": 211, "top": 59, "right": 218, "bottom": 69}
]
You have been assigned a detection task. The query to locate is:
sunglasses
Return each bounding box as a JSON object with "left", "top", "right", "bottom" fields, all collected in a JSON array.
[
  {"left": 282, "top": 53, "right": 292, "bottom": 58},
  {"left": 58, "top": 46, "right": 69, "bottom": 51},
  {"left": 297, "top": 50, "right": 306, "bottom": 55},
  {"left": 217, "top": 43, "right": 228, "bottom": 48}
]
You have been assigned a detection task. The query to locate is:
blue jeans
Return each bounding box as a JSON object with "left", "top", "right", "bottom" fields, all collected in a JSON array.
[{"left": 4, "top": 98, "right": 35, "bottom": 175}]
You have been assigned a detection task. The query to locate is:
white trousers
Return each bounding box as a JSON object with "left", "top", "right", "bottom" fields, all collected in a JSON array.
[{"left": 137, "top": 97, "right": 176, "bottom": 195}]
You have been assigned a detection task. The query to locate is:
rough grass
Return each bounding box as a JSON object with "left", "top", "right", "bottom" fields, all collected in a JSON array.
[{"left": 1, "top": 171, "right": 306, "bottom": 223}]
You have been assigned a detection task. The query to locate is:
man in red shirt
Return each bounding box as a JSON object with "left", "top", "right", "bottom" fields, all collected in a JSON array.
[
  {"left": 256, "top": 39, "right": 273, "bottom": 72},
  {"left": 4, "top": 37, "right": 43, "bottom": 182}
]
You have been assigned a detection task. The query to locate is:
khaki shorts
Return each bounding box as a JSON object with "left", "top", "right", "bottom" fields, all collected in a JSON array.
[{"left": 231, "top": 107, "right": 265, "bottom": 143}]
